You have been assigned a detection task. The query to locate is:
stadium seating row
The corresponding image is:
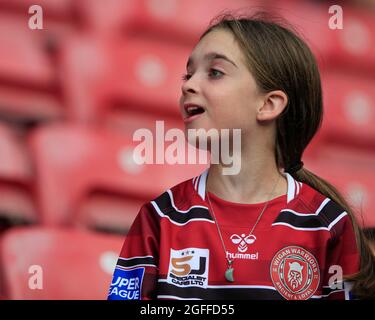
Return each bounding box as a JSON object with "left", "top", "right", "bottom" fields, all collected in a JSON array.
[
  {"left": 0, "top": 120, "right": 208, "bottom": 233},
  {"left": 0, "top": 119, "right": 374, "bottom": 230},
  {"left": 1, "top": 0, "right": 374, "bottom": 67},
  {"left": 0, "top": 30, "right": 374, "bottom": 149}
]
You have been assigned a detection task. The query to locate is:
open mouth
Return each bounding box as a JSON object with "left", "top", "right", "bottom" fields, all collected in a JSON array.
[{"left": 184, "top": 104, "right": 205, "bottom": 119}]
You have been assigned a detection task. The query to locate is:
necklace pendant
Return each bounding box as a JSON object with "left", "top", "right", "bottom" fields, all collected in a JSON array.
[{"left": 225, "top": 265, "right": 234, "bottom": 282}]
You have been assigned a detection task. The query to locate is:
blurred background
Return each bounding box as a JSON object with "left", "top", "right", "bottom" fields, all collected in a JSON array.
[{"left": 0, "top": 0, "right": 374, "bottom": 299}]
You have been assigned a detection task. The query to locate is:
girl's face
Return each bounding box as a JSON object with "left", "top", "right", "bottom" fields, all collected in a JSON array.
[{"left": 179, "top": 28, "right": 263, "bottom": 135}]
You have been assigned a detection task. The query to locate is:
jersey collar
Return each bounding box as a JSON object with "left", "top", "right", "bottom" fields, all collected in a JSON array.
[{"left": 192, "top": 168, "right": 302, "bottom": 204}]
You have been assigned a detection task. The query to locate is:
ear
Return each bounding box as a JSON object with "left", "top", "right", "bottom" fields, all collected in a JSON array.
[{"left": 256, "top": 90, "right": 288, "bottom": 122}]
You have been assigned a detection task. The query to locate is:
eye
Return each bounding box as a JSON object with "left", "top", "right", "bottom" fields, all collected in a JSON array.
[
  {"left": 209, "top": 68, "right": 224, "bottom": 79},
  {"left": 181, "top": 73, "right": 191, "bottom": 81}
]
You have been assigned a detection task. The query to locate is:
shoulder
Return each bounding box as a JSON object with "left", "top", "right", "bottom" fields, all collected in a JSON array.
[
  {"left": 278, "top": 180, "right": 351, "bottom": 239},
  {"left": 142, "top": 171, "right": 213, "bottom": 226}
]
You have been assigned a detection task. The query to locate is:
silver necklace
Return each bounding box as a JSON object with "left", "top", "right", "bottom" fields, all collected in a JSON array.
[{"left": 206, "top": 174, "right": 281, "bottom": 282}]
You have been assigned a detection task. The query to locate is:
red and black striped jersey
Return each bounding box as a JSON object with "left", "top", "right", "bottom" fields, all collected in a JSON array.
[{"left": 107, "top": 169, "right": 360, "bottom": 300}]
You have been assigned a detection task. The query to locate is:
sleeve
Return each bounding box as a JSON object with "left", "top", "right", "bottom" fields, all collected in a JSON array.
[
  {"left": 321, "top": 214, "right": 360, "bottom": 300},
  {"left": 107, "top": 202, "right": 160, "bottom": 300}
]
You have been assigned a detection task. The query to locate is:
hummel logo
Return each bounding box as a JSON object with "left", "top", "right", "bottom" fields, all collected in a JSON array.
[{"left": 230, "top": 234, "right": 256, "bottom": 253}]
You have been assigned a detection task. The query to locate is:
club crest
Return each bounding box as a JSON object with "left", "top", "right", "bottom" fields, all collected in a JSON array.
[{"left": 270, "top": 246, "right": 320, "bottom": 300}]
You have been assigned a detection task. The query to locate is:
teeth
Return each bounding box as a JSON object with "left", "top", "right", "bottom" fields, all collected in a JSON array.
[
  {"left": 188, "top": 106, "right": 200, "bottom": 111},
  {"left": 186, "top": 105, "right": 203, "bottom": 115}
]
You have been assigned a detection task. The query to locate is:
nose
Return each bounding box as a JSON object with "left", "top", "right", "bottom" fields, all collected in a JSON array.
[{"left": 181, "top": 74, "right": 199, "bottom": 96}]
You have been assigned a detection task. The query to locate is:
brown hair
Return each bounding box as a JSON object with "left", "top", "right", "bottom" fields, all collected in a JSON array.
[{"left": 201, "top": 11, "right": 375, "bottom": 299}]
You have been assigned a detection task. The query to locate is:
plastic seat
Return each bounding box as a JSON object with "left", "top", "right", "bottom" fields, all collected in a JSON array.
[
  {"left": 0, "top": 87, "right": 63, "bottom": 125},
  {"left": 324, "top": 5, "right": 375, "bottom": 72},
  {"left": 0, "top": 123, "right": 32, "bottom": 182},
  {"left": 270, "top": 1, "right": 375, "bottom": 72},
  {"left": 59, "top": 34, "right": 190, "bottom": 125},
  {"left": 105, "top": 36, "right": 190, "bottom": 119},
  {"left": 28, "top": 123, "right": 208, "bottom": 229},
  {"left": 320, "top": 71, "right": 375, "bottom": 149},
  {"left": 0, "top": 122, "right": 36, "bottom": 227},
  {"left": 77, "top": 190, "right": 142, "bottom": 234},
  {"left": 0, "top": 226, "right": 123, "bottom": 299},
  {"left": 128, "top": 0, "right": 264, "bottom": 45},
  {"left": 57, "top": 34, "right": 110, "bottom": 124},
  {"left": 0, "top": 15, "right": 54, "bottom": 88},
  {"left": 0, "top": 0, "right": 74, "bottom": 21},
  {"left": 74, "top": 0, "right": 137, "bottom": 34},
  {"left": 304, "top": 144, "right": 375, "bottom": 227},
  {"left": 0, "top": 14, "right": 63, "bottom": 124}
]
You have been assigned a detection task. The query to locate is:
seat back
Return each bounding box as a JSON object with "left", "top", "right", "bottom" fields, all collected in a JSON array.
[{"left": 0, "top": 226, "right": 123, "bottom": 299}]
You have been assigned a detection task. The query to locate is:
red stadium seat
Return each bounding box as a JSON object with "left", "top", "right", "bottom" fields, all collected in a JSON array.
[
  {"left": 105, "top": 36, "right": 190, "bottom": 118},
  {"left": 0, "top": 123, "right": 32, "bottom": 183},
  {"left": 0, "top": 226, "right": 123, "bottom": 299},
  {"left": 57, "top": 34, "right": 110, "bottom": 124},
  {"left": 59, "top": 34, "right": 190, "bottom": 124},
  {"left": 0, "top": 15, "right": 54, "bottom": 88},
  {"left": 0, "top": 0, "right": 74, "bottom": 21},
  {"left": 77, "top": 190, "right": 142, "bottom": 234},
  {"left": 320, "top": 71, "right": 375, "bottom": 149},
  {"left": 0, "top": 122, "right": 37, "bottom": 227},
  {"left": 28, "top": 123, "right": 208, "bottom": 230},
  {"left": 305, "top": 144, "right": 375, "bottom": 228},
  {"left": 128, "top": 0, "right": 264, "bottom": 45},
  {"left": 74, "top": 0, "right": 137, "bottom": 34},
  {"left": 0, "top": 14, "right": 63, "bottom": 124},
  {"left": 271, "top": 1, "right": 375, "bottom": 73},
  {"left": 0, "top": 87, "right": 63, "bottom": 125},
  {"left": 323, "top": 5, "right": 375, "bottom": 73}
]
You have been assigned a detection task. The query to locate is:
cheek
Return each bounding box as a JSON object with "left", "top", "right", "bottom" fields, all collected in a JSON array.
[
  {"left": 234, "top": 85, "right": 259, "bottom": 122},
  {"left": 211, "top": 81, "right": 256, "bottom": 109},
  {"left": 204, "top": 80, "right": 259, "bottom": 129},
  {"left": 214, "top": 92, "right": 255, "bottom": 129}
]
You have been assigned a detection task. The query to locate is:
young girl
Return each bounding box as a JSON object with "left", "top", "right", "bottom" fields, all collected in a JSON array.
[{"left": 108, "top": 13, "right": 375, "bottom": 300}]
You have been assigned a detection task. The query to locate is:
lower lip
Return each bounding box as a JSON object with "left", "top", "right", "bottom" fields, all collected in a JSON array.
[{"left": 183, "top": 112, "right": 204, "bottom": 123}]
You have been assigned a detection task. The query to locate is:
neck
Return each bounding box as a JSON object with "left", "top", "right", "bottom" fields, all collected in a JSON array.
[{"left": 206, "top": 139, "right": 287, "bottom": 204}]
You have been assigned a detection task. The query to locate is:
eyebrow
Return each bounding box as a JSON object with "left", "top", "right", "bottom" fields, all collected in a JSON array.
[{"left": 186, "top": 52, "right": 238, "bottom": 69}]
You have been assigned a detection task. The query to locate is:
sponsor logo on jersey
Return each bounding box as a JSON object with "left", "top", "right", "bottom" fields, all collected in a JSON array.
[
  {"left": 167, "top": 248, "right": 209, "bottom": 288},
  {"left": 270, "top": 246, "right": 320, "bottom": 300},
  {"left": 107, "top": 267, "right": 144, "bottom": 300}
]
